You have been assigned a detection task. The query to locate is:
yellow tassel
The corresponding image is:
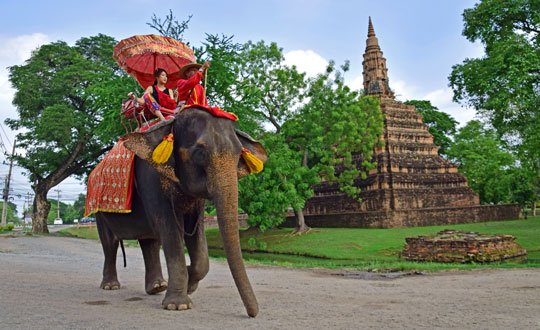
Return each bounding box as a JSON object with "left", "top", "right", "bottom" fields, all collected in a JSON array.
[
  {"left": 152, "top": 133, "right": 174, "bottom": 164},
  {"left": 241, "top": 148, "right": 264, "bottom": 174}
]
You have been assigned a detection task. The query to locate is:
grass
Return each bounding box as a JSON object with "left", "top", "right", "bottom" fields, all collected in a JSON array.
[
  {"left": 58, "top": 216, "right": 540, "bottom": 272},
  {"left": 58, "top": 226, "right": 139, "bottom": 247}
]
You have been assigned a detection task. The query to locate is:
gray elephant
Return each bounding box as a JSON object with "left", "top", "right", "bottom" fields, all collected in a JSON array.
[{"left": 95, "top": 107, "right": 266, "bottom": 317}]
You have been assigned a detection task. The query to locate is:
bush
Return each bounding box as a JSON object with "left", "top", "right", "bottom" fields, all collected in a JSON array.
[{"left": 0, "top": 224, "right": 15, "bottom": 232}]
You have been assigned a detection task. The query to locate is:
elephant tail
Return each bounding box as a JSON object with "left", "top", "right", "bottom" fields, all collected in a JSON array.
[{"left": 120, "top": 240, "right": 127, "bottom": 268}]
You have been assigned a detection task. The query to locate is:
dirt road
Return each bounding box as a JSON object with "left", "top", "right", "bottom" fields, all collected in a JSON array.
[{"left": 1, "top": 234, "right": 539, "bottom": 329}]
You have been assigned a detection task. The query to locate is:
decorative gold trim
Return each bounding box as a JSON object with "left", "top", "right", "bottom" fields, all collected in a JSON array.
[{"left": 85, "top": 208, "right": 133, "bottom": 217}]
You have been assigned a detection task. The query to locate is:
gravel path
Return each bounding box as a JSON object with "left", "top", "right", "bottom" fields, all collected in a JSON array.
[{"left": 1, "top": 233, "right": 539, "bottom": 329}]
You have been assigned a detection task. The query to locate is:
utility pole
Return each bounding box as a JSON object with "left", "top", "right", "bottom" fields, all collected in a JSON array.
[
  {"left": 1, "top": 139, "right": 16, "bottom": 226},
  {"left": 55, "top": 189, "right": 61, "bottom": 219}
]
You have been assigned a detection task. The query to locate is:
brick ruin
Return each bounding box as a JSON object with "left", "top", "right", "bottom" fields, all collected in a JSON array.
[
  {"left": 400, "top": 229, "right": 527, "bottom": 263},
  {"left": 284, "top": 18, "right": 520, "bottom": 228}
]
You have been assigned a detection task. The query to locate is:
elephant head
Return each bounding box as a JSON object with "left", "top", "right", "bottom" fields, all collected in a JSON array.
[{"left": 123, "top": 108, "right": 266, "bottom": 317}]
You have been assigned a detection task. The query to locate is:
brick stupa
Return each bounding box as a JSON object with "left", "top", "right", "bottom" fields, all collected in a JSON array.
[{"left": 286, "top": 18, "right": 520, "bottom": 228}]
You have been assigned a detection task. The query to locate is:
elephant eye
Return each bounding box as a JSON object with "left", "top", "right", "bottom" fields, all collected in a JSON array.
[{"left": 191, "top": 145, "right": 208, "bottom": 166}]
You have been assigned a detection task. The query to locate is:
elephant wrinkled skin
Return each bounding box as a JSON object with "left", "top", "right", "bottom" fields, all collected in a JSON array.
[{"left": 95, "top": 107, "right": 267, "bottom": 317}]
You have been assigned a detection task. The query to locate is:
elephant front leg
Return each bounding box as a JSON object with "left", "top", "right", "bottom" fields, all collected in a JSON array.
[
  {"left": 184, "top": 208, "right": 209, "bottom": 295},
  {"left": 159, "top": 218, "right": 193, "bottom": 310},
  {"left": 139, "top": 239, "right": 167, "bottom": 294},
  {"left": 96, "top": 216, "right": 121, "bottom": 290}
]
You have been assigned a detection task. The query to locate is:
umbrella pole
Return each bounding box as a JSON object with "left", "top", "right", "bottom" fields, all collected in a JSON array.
[{"left": 204, "top": 69, "right": 207, "bottom": 103}]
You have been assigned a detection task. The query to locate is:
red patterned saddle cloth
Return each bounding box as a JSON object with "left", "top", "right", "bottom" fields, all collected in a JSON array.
[{"left": 85, "top": 139, "right": 135, "bottom": 217}]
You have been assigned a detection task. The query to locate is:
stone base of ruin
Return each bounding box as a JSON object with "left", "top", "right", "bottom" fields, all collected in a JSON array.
[
  {"left": 400, "top": 229, "right": 527, "bottom": 263},
  {"left": 282, "top": 204, "right": 521, "bottom": 229}
]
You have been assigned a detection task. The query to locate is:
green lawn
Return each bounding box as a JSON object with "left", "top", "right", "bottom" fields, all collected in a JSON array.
[
  {"left": 58, "top": 216, "right": 540, "bottom": 272},
  {"left": 58, "top": 226, "right": 139, "bottom": 247}
]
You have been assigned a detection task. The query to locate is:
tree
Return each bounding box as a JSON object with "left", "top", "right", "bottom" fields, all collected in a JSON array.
[
  {"left": 236, "top": 50, "right": 384, "bottom": 233},
  {"left": 449, "top": 0, "right": 540, "bottom": 203},
  {"left": 7, "top": 34, "right": 138, "bottom": 233},
  {"left": 404, "top": 100, "right": 458, "bottom": 158},
  {"left": 447, "top": 120, "right": 515, "bottom": 204},
  {"left": 147, "top": 10, "right": 192, "bottom": 42},
  {"left": 72, "top": 193, "right": 87, "bottom": 219},
  {"left": 507, "top": 166, "right": 538, "bottom": 215}
]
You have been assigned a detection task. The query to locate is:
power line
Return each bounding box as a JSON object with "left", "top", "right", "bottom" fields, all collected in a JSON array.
[
  {"left": 0, "top": 123, "right": 12, "bottom": 149},
  {"left": 0, "top": 135, "right": 7, "bottom": 155}
]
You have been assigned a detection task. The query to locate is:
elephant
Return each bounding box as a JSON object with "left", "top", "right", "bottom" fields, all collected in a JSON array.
[{"left": 95, "top": 107, "right": 267, "bottom": 317}]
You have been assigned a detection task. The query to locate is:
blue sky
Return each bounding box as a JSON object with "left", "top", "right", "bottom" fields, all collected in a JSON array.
[{"left": 0, "top": 0, "right": 482, "bottom": 214}]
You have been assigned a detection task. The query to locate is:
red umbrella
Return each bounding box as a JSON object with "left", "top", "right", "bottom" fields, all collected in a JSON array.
[{"left": 113, "top": 34, "right": 196, "bottom": 90}]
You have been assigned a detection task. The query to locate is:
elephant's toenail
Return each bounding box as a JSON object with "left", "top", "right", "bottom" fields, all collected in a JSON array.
[
  {"left": 178, "top": 304, "right": 187, "bottom": 310},
  {"left": 166, "top": 304, "right": 176, "bottom": 310},
  {"left": 104, "top": 286, "right": 110, "bottom": 290},
  {"left": 154, "top": 283, "right": 159, "bottom": 288}
]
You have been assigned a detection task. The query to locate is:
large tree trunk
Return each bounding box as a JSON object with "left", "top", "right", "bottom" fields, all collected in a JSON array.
[
  {"left": 27, "top": 142, "right": 93, "bottom": 234},
  {"left": 32, "top": 189, "right": 50, "bottom": 234},
  {"left": 211, "top": 153, "right": 258, "bottom": 317},
  {"left": 293, "top": 208, "right": 310, "bottom": 235}
]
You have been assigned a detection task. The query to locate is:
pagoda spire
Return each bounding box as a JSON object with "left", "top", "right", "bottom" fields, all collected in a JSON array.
[{"left": 362, "top": 17, "right": 394, "bottom": 99}]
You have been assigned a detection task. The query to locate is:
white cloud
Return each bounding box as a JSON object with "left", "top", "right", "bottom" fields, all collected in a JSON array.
[
  {"left": 345, "top": 75, "right": 363, "bottom": 92},
  {"left": 421, "top": 87, "right": 477, "bottom": 127},
  {"left": 0, "top": 33, "right": 51, "bottom": 215},
  {"left": 0, "top": 33, "right": 50, "bottom": 115},
  {"left": 283, "top": 49, "right": 328, "bottom": 78},
  {"left": 391, "top": 79, "right": 423, "bottom": 101},
  {"left": 423, "top": 88, "right": 454, "bottom": 107},
  {"left": 0, "top": 33, "right": 50, "bottom": 106},
  {"left": 0, "top": 33, "right": 50, "bottom": 63}
]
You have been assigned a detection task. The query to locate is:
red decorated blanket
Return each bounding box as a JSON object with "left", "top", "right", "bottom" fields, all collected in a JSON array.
[
  {"left": 181, "top": 104, "right": 238, "bottom": 121},
  {"left": 85, "top": 139, "right": 135, "bottom": 217}
]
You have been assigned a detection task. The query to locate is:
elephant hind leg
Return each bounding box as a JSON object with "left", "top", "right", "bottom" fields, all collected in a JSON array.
[
  {"left": 96, "top": 214, "right": 121, "bottom": 290},
  {"left": 139, "top": 239, "right": 167, "bottom": 294}
]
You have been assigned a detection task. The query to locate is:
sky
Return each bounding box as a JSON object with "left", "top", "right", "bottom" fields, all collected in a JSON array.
[{"left": 0, "top": 0, "right": 483, "bottom": 216}]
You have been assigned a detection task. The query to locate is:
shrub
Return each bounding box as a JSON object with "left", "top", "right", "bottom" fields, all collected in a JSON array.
[{"left": 0, "top": 224, "right": 15, "bottom": 231}]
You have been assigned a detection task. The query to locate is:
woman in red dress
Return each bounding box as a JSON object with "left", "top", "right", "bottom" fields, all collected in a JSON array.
[{"left": 129, "top": 68, "right": 177, "bottom": 121}]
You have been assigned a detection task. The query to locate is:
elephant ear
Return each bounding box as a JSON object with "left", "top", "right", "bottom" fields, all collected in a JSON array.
[
  {"left": 235, "top": 129, "right": 268, "bottom": 179},
  {"left": 124, "top": 118, "right": 179, "bottom": 183}
]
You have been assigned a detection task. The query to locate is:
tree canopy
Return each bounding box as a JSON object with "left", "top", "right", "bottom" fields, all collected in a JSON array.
[
  {"left": 449, "top": 0, "right": 540, "bottom": 196},
  {"left": 447, "top": 120, "right": 516, "bottom": 205},
  {"left": 7, "top": 34, "right": 138, "bottom": 233}
]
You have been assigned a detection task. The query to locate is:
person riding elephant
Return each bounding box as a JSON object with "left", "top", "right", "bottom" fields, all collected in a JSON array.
[
  {"left": 128, "top": 68, "right": 177, "bottom": 121},
  {"left": 95, "top": 107, "right": 266, "bottom": 317},
  {"left": 175, "top": 61, "right": 210, "bottom": 108}
]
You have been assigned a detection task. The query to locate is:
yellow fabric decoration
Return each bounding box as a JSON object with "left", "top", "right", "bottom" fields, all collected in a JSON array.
[
  {"left": 241, "top": 148, "right": 264, "bottom": 174},
  {"left": 152, "top": 133, "right": 174, "bottom": 164}
]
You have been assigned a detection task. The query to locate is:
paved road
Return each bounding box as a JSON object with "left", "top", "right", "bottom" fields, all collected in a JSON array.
[{"left": 1, "top": 234, "right": 539, "bottom": 329}]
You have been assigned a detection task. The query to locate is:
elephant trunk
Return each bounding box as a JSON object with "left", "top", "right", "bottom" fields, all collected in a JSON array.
[{"left": 210, "top": 152, "right": 259, "bottom": 317}]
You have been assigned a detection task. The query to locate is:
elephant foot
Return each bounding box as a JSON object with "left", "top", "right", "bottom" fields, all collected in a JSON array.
[
  {"left": 100, "top": 279, "right": 120, "bottom": 290},
  {"left": 146, "top": 278, "right": 167, "bottom": 295},
  {"left": 162, "top": 294, "right": 193, "bottom": 311}
]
